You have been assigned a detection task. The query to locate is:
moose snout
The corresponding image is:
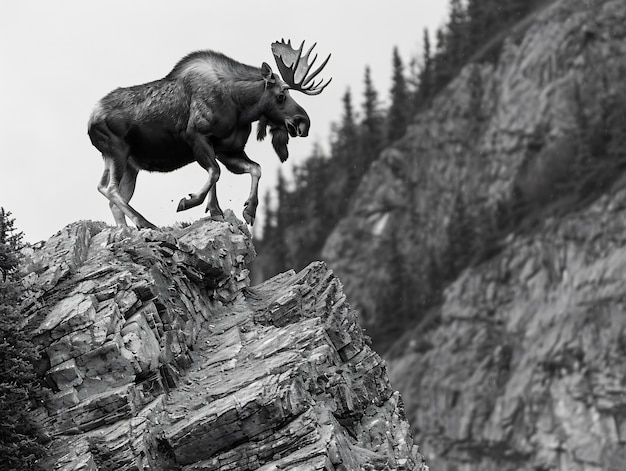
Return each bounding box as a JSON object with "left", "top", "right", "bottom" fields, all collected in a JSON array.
[
  {"left": 297, "top": 117, "right": 309, "bottom": 137},
  {"left": 286, "top": 114, "right": 310, "bottom": 138}
]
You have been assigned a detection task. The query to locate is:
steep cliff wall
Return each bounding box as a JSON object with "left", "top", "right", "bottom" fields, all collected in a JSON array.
[
  {"left": 323, "top": 0, "right": 626, "bottom": 332},
  {"left": 21, "top": 213, "right": 424, "bottom": 470},
  {"left": 322, "top": 0, "right": 626, "bottom": 469},
  {"left": 389, "top": 181, "right": 626, "bottom": 470}
]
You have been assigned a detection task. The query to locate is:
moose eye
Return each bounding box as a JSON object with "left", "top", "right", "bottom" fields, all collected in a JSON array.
[{"left": 276, "top": 93, "right": 286, "bottom": 104}]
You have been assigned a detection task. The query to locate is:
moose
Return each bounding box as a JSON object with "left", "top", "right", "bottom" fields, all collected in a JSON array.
[{"left": 88, "top": 40, "right": 331, "bottom": 228}]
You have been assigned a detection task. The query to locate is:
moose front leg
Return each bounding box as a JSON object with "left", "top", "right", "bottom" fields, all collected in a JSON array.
[
  {"left": 218, "top": 151, "right": 261, "bottom": 225},
  {"left": 176, "top": 137, "right": 224, "bottom": 221}
]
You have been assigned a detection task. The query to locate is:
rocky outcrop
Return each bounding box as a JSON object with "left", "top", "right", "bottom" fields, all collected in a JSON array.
[
  {"left": 21, "top": 212, "right": 424, "bottom": 470},
  {"left": 321, "top": 0, "right": 626, "bottom": 469}
]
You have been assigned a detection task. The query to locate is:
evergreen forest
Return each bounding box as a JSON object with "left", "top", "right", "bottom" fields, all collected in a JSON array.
[{"left": 254, "top": 0, "right": 549, "bottom": 280}]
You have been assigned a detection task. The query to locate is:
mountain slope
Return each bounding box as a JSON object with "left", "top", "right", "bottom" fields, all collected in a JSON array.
[
  {"left": 390, "top": 182, "right": 626, "bottom": 469},
  {"left": 323, "top": 0, "right": 626, "bottom": 339},
  {"left": 322, "top": 0, "right": 626, "bottom": 468}
]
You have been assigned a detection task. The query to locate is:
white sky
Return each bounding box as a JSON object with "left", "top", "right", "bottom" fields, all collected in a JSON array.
[{"left": 0, "top": 1, "right": 448, "bottom": 243}]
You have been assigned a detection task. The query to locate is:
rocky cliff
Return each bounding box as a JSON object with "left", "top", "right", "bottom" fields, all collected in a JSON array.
[
  {"left": 322, "top": 0, "right": 626, "bottom": 469},
  {"left": 389, "top": 174, "right": 626, "bottom": 470},
  {"left": 324, "top": 0, "right": 626, "bottom": 331},
  {"left": 20, "top": 213, "right": 424, "bottom": 470}
]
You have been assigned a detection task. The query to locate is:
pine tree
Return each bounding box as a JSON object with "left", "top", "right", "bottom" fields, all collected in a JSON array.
[
  {"left": 417, "top": 28, "right": 433, "bottom": 107},
  {"left": 361, "top": 66, "right": 385, "bottom": 167},
  {"left": 428, "top": 0, "right": 468, "bottom": 97},
  {"left": 446, "top": 0, "right": 468, "bottom": 64},
  {"left": 0, "top": 208, "right": 46, "bottom": 469},
  {"left": 466, "top": 0, "right": 484, "bottom": 50},
  {"left": 500, "top": 0, "right": 529, "bottom": 25},
  {"left": 341, "top": 88, "right": 357, "bottom": 136},
  {"left": 275, "top": 170, "right": 289, "bottom": 228},
  {"left": 307, "top": 143, "right": 329, "bottom": 227},
  {"left": 272, "top": 170, "right": 291, "bottom": 270},
  {"left": 388, "top": 47, "right": 411, "bottom": 143},
  {"left": 467, "top": 0, "right": 501, "bottom": 52},
  {"left": 432, "top": 26, "right": 451, "bottom": 94},
  {"left": 0, "top": 208, "right": 23, "bottom": 281},
  {"left": 334, "top": 88, "right": 361, "bottom": 206},
  {"left": 260, "top": 191, "right": 274, "bottom": 241}
]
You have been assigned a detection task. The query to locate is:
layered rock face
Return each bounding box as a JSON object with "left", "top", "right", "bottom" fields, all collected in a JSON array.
[
  {"left": 21, "top": 213, "right": 424, "bottom": 470},
  {"left": 323, "top": 0, "right": 626, "bottom": 329},
  {"left": 390, "top": 183, "right": 626, "bottom": 470},
  {"left": 321, "top": 0, "right": 626, "bottom": 469}
]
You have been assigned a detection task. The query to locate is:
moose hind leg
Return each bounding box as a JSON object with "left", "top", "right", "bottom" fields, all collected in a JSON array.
[
  {"left": 108, "top": 164, "right": 139, "bottom": 226},
  {"left": 219, "top": 152, "right": 261, "bottom": 225},
  {"left": 98, "top": 155, "right": 156, "bottom": 229}
]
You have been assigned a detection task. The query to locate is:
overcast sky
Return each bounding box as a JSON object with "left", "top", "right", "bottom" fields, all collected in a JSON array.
[{"left": 0, "top": 1, "right": 448, "bottom": 243}]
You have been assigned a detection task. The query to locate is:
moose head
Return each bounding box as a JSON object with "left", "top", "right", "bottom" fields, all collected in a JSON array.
[{"left": 257, "top": 40, "right": 332, "bottom": 162}]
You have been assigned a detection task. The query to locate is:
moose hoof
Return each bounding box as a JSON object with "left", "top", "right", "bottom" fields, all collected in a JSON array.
[
  {"left": 138, "top": 221, "right": 158, "bottom": 230},
  {"left": 243, "top": 201, "right": 257, "bottom": 226},
  {"left": 205, "top": 205, "right": 225, "bottom": 222},
  {"left": 177, "top": 194, "right": 203, "bottom": 212},
  {"left": 243, "top": 211, "right": 255, "bottom": 226},
  {"left": 177, "top": 196, "right": 191, "bottom": 212},
  {"left": 112, "top": 225, "right": 133, "bottom": 239}
]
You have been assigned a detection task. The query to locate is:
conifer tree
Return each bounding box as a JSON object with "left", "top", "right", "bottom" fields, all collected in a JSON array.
[
  {"left": 501, "top": 0, "right": 525, "bottom": 23},
  {"left": 334, "top": 88, "right": 361, "bottom": 206},
  {"left": 362, "top": 66, "right": 385, "bottom": 167},
  {"left": 0, "top": 208, "right": 22, "bottom": 281},
  {"left": 269, "top": 171, "right": 290, "bottom": 271},
  {"left": 275, "top": 170, "right": 289, "bottom": 227},
  {"left": 307, "top": 143, "right": 329, "bottom": 227},
  {"left": 0, "top": 208, "right": 46, "bottom": 469},
  {"left": 341, "top": 88, "right": 357, "bottom": 136},
  {"left": 362, "top": 67, "right": 377, "bottom": 126},
  {"left": 388, "top": 47, "right": 411, "bottom": 143},
  {"left": 331, "top": 88, "right": 358, "bottom": 162},
  {"left": 466, "top": 0, "right": 483, "bottom": 50},
  {"left": 417, "top": 28, "right": 433, "bottom": 107},
  {"left": 446, "top": 0, "right": 468, "bottom": 64},
  {"left": 432, "top": 26, "right": 451, "bottom": 93},
  {"left": 260, "top": 191, "right": 274, "bottom": 241},
  {"left": 467, "top": 0, "right": 501, "bottom": 51}
]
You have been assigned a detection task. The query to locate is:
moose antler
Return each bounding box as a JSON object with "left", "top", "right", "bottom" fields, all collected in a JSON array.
[{"left": 271, "top": 39, "right": 332, "bottom": 96}]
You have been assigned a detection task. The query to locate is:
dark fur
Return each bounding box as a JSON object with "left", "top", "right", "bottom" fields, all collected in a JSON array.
[
  {"left": 88, "top": 49, "right": 312, "bottom": 228},
  {"left": 271, "top": 127, "right": 290, "bottom": 163},
  {"left": 256, "top": 117, "right": 289, "bottom": 162}
]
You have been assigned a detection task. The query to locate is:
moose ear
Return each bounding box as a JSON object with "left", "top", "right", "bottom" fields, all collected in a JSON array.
[{"left": 261, "top": 62, "right": 275, "bottom": 88}]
